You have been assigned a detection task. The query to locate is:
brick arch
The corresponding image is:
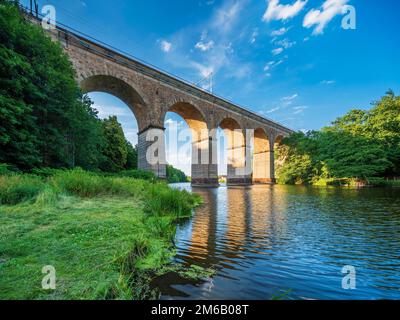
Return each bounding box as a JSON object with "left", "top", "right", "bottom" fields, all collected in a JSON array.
[
  {"left": 80, "top": 74, "right": 149, "bottom": 131},
  {"left": 165, "top": 101, "right": 209, "bottom": 132},
  {"left": 267, "top": 130, "right": 288, "bottom": 150},
  {"left": 163, "top": 101, "right": 215, "bottom": 186},
  {"left": 217, "top": 117, "right": 250, "bottom": 185},
  {"left": 214, "top": 113, "right": 245, "bottom": 131},
  {"left": 218, "top": 117, "right": 242, "bottom": 130},
  {"left": 218, "top": 117, "right": 245, "bottom": 168},
  {"left": 254, "top": 128, "right": 271, "bottom": 153}
]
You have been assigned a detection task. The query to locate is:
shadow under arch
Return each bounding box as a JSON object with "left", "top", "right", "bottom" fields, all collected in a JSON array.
[
  {"left": 80, "top": 75, "right": 147, "bottom": 131},
  {"left": 165, "top": 102, "right": 217, "bottom": 186}
]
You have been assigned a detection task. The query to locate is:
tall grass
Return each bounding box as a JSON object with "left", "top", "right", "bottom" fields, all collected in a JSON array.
[
  {"left": 0, "top": 168, "right": 201, "bottom": 216},
  {"left": 144, "top": 183, "right": 202, "bottom": 218},
  {"left": 49, "top": 169, "right": 146, "bottom": 198},
  {"left": 0, "top": 175, "right": 45, "bottom": 205},
  {"left": 0, "top": 168, "right": 202, "bottom": 300}
]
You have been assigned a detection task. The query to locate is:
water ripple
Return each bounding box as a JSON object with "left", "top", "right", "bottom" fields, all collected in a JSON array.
[{"left": 160, "top": 184, "right": 400, "bottom": 300}]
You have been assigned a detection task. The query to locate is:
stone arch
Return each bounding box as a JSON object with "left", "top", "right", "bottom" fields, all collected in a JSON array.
[
  {"left": 269, "top": 131, "right": 286, "bottom": 150},
  {"left": 253, "top": 128, "right": 272, "bottom": 184},
  {"left": 165, "top": 101, "right": 209, "bottom": 151},
  {"left": 167, "top": 101, "right": 209, "bottom": 133},
  {"left": 218, "top": 118, "right": 250, "bottom": 185},
  {"left": 165, "top": 101, "right": 217, "bottom": 186},
  {"left": 80, "top": 75, "right": 148, "bottom": 131}
]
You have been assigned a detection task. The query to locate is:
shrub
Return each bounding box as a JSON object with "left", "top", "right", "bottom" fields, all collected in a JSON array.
[
  {"left": 0, "top": 175, "right": 45, "bottom": 205},
  {"left": 114, "top": 170, "right": 156, "bottom": 181},
  {"left": 30, "top": 167, "right": 67, "bottom": 177},
  {"left": 144, "top": 183, "right": 202, "bottom": 218},
  {"left": 0, "top": 163, "right": 19, "bottom": 176},
  {"left": 0, "top": 164, "right": 10, "bottom": 176},
  {"left": 366, "top": 177, "right": 387, "bottom": 187},
  {"left": 49, "top": 168, "right": 147, "bottom": 198}
]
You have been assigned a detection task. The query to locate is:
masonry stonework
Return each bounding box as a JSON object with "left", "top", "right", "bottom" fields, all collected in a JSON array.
[{"left": 46, "top": 24, "right": 292, "bottom": 186}]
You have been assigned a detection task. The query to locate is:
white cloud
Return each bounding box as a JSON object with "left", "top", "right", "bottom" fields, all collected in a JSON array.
[
  {"left": 160, "top": 40, "right": 172, "bottom": 52},
  {"left": 321, "top": 79, "right": 336, "bottom": 85},
  {"left": 263, "top": 0, "right": 308, "bottom": 22},
  {"left": 192, "top": 62, "right": 214, "bottom": 78},
  {"left": 159, "top": 1, "right": 248, "bottom": 89},
  {"left": 271, "top": 27, "right": 288, "bottom": 37},
  {"left": 272, "top": 47, "right": 284, "bottom": 55},
  {"left": 263, "top": 59, "right": 284, "bottom": 76},
  {"left": 264, "top": 93, "right": 299, "bottom": 115},
  {"left": 195, "top": 40, "right": 215, "bottom": 51},
  {"left": 213, "top": 1, "right": 241, "bottom": 33},
  {"left": 250, "top": 28, "right": 258, "bottom": 44},
  {"left": 265, "top": 106, "right": 281, "bottom": 114},
  {"left": 93, "top": 104, "right": 131, "bottom": 119},
  {"left": 274, "top": 38, "right": 296, "bottom": 49},
  {"left": 282, "top": 93, "right": 298, "bottom": 101},
  {"left": 193, "top": 2, "right": 245, "bottom": 81},
  {"left": 124, "top": 129, "right": 138, "bottom": 145},
  {"left": 230, "top": 64, "right": 252, "bottom": 79},
  {"left": 292, "top": 105, "right": 308, "bottom": 114},
  {"left": 303, "top": 0, "right": 349, "bottom": 35},
  {"left": 267, "top": 59, "right": 284, "bottom": 67}
]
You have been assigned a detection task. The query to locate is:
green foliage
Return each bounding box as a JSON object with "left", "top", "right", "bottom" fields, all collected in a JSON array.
[
  {"left": 276, "top": 91, "right": 400, "bottom": 185},
  {"left": 66, "top": 95, "right": 106, "bottom": 170},
  {"left": 144, "top": 183, "right": 202, "bottom": 218},
  {"left": 166, "top": 164, "right": 188, "bottom": 183},
  {"left": 29, "top": 167, "right": 66, "bottom": 177},
  {"left": 365, "top": 177, "right": 387, "bottom": 187},
  {"left": 0, "top": 4, "right": 194, "bottom": 183},
  {"left": 125, "top": 141, "right": 138, "bottom": 170},
  {"left": 0, "top": 2, "right": 103, "bottom": 173},
  {"left": 0, "top": 163, "right": 16, "bottom": 175},
  {"left": 100, "top": 116, "right": 128, "bottom": 172},
  {"left": 0, "top": 169, "right": 202, "bottom": 300},
  {"left": 0, "top": 174, "right": 45, "bottom": 205},
  {"left": 49, "top": 168, "right": 146, "bottom": 198},
  {"left": 0, "top": 2, "right": 105, "bottom": 171},
  {"left": 114, "top": 169, "right": 156, "bottom": 181}
]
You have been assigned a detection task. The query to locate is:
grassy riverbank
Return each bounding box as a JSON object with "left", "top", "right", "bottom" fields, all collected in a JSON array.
[
  {"left": 0, "top": 169, "right": 201, "bottom": 299},
  {"left": 309, "top": 177, "right": 400, "bottom": 187}
]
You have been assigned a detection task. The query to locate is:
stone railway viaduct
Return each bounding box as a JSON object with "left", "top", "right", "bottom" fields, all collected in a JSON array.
[{"left": 43, "top": 20, "right": 293, "bottom": 186}]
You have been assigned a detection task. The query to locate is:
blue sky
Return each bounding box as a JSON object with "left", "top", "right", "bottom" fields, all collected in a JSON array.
[{"left": 22, "top": 0, "right": 400, "bottom": 175}]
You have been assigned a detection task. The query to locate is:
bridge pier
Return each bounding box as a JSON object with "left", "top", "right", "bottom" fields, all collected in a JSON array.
[
  {"left": 191, "top": 135, "right": 219, "bottom": 187},
  {"left": 138, "top": 126, "right": 166, "bottom": 179},
  {"left": 226, "top": 132, "right": 253, "bottom": 186},
  {"left": 266, "top": 150, "right": 276, "bottom": 184},
  {"left": 253, "top": 150, "right": 276, "bottom": 184}
]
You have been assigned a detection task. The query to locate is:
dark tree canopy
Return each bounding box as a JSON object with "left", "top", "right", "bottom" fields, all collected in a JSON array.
[{"left": 0, "top": 2, "right": 104, "bottom": 170}]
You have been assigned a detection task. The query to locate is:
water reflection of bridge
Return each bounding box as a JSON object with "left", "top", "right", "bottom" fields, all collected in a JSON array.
[{"left": 184, "top": 185, "right": 288, "bottom": 269}]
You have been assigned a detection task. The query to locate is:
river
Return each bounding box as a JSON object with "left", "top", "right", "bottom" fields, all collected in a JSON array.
[{"left": 157, "top": 183, "right": 400, "bottom": 300}]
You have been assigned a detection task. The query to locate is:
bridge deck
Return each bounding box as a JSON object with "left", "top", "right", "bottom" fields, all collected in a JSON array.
[{"left": 25, "top": 7, "right": 293, "bottom": 134}]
